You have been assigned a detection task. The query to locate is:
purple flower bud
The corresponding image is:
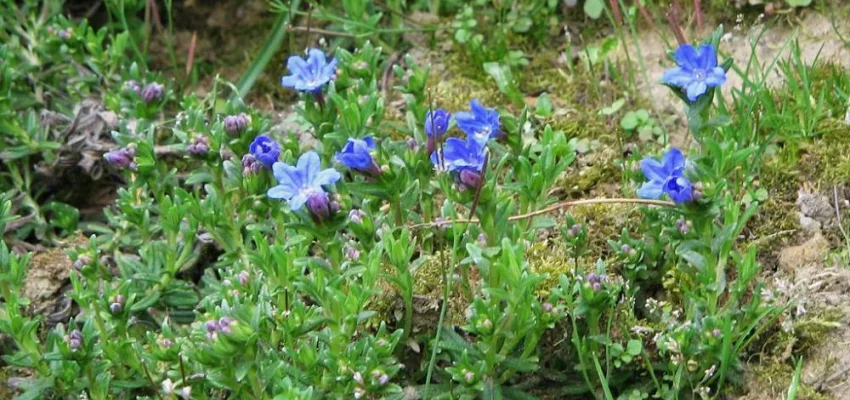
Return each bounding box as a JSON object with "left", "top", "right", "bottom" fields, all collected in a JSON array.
[
  {"left": 566, "top": 223, "right": 582, "bottom": 238},
  {"left": 125, "top": 80, "right": 142, "bottom": 94},
  {"left": 158, "top": 338, "right": 173, "bottom": 348},
  {"left": 241, "top": 154, "right": 261, "bottom": 175},
  {"left": 218, "top": 317, "right": 233, "bottom": 334},
  {"left": 477, "top": 233, "right": 487, "bottom": 247},
  {"left": 329, "top": 201, "right": 340, "bottom": 214},
  {"left": 67, "top": 330, "right": 83, "bottom": 350},
  {"left": 457, "top": 169, "right": 482, "bottom": 190},
  {"left": 238, "top": 271, "right": 249, "bottom": 286},
  {"left": 187, "top": 135, "right": 210, "bottom": 157},
  {"left": 592, "top": 282, "right": 602, "bottom": 292},
  {"left": 204, "top": 319, "right": 220, "bottom": 333},
  {"left": 434, "top": 217, "right": 449, "bottom": 231},
  {"left": 345, "top": 247, "right": 360, "bottom": 261},
  {"left": 349, "top": 209, "right": 365, "bottom": 224},
  {"left": 676, "top": 219, "right": 690, "bottom": 234},
  {"left": 104, "top": 147, "right": 137, "bottom": 170},
  {"left": 379, "top": 374, "right": 389, "bottom": 386},
  {"left": 542, "top": 302, "right": 553, "bottom": 312},
  {"left": 407, "top": 138, "right": 418, "bottom": 151},
  {"left": 73, "top": 255, "right": 90, "bottom": 270},
  {"left": 306, "top": 193, "right": 331, "bottom": 222},
  {"left": 58, "top": 29, "right": 72, "bottom": 40},
  {"left": 141, "top": 82, "right": 164, "bottom": 104},
  {"left": 110, "top": 302, "right": 123, "bottom": 314},
  {"left": 353, "top": 372, "right": 364, "bottom": 385},
  {"left": 620, "top": 244, "right": 632, "bottom": 253},
  {"left": 712, "top": 328, "right": 722, "bottom": 337},
  {"left": 224, "top": 113, "right": 250, "bottom": 136},
  {"left": 587, "top": 273, "right": 600, "bottom": 283}
]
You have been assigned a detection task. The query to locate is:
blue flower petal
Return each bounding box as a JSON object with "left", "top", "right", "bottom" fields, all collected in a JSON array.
[
  {"left": 297, "top": 151, "right": 321, "bottom": 185},
  {"left": 666, "top": 177, "right": 693, "bottom": 203},
  {"left": 686, "top": 81, "right": 708, "bottom": 101},
  {"left": 705, "top": 67, "right": 727, "bottom": 87},
  {"left": 268, "top": 184, "right": 297, "bottom": 200},
  {"left": 289, "top": 193, "right": 309, "bottom": 211},
  {"left": 662, "top": 67, "right": 693, "bottom": 87},
  {"left": 662, "top": 148, "right": 686, "bottom": 173},
  {"left": 674, "top": 44, "right": 699, "bottom": 71},
  {"left": 313, "top": 168, "right": 341, "bottom": 187},
  {"left": 637, "top": 181, "right": 664, "bottom": 199},
  {"left": 696, "top": 44, "right": 718, "bottom": 69},
  {"left": 363, "top": 136, "right": 375, "bottom": 149},
  {"left": 272, "top": 162, "right": 303, "bottom": 189},
  {"left": 640, "top": 157, "right": 668, "bottom": 183}
]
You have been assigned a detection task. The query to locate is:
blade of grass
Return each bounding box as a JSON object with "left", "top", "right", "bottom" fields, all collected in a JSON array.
[{"left": 236, "top": 0, "right": 301, "bottom": 98}]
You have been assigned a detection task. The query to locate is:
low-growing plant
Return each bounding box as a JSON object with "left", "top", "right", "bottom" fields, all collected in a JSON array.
[{"left": 0, "top": 2, "right": 804, "bottom": 400}]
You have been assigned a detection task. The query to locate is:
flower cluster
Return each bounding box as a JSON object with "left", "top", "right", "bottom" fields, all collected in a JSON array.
[
  {"left": 224, "top": 113, "right": 251, "bottom": 136},
  {"left": 187, "top": 135, "right": 210, "bottom": 157},
  {"left": 427, "top": 100, "right": 500, "bottom": 190}
]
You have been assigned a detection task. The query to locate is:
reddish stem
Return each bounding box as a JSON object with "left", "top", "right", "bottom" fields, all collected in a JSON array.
[
  {"left": 694, "top": 0, "right": 704, "bottom": 31},
  {"left": 609, "top": 0, "right": 623, "bottom": 26}
]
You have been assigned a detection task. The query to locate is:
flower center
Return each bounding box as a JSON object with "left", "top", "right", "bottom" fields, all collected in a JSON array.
[{"left": 693, "top": 69, "right": 706, "bottom": 81}]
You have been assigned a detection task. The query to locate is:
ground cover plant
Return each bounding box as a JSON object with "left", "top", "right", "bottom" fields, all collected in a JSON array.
[{"left": 2, "top": 0, "right": 850, "bottom": 399}]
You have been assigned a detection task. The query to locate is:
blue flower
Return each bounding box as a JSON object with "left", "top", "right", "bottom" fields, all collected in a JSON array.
[
  {"left": 637, "top": 148, "right": 693, "bottom": 204},
  {"left": 425, "top": 109, "right": 450, "bottom": 139},
  {"left": 454, "top": 100, "right": 500, "bottom": 144},
  {"left": 249, "top": 135, "right": 280, "bottom": 168},
  {"left": 431, "top": 137, "right": 487, "bottom": 190},
  {"left": 335, "top": 137, "right": 380, "bottom": 176},
  {"left": 662, "top": 44, "right": 727, "bottom": 102},
  {"left": 268, "top": 151, "right": 342, "bottom": 213},
  {"left": 280, "top": 48, "right": 337, "bottom": 94}
]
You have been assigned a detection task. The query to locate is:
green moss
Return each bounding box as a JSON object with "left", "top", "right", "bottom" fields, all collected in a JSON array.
[{"left": 746, "top": 363, "right": 832, "bottom": 400}]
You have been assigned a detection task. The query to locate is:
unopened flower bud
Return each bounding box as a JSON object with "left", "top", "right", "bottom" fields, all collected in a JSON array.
[
  {"left": 676, "top": 219, "right": 690, "bottom": 234},
  {"left": 354, "top": 388, "right": 365, "bottom": 399},
  {"left": 407, "top": 138, "right": 418, "bottom": 151},
  {"left": 187, "top": 135, "right": 210, "bottom": 157},
  {"left": 542, "top": 302, "right": 553, "bottom": 313},
  {"left": 457, "top": 169, "right": 482, "bottom": 190},
  {"left": 345, "top": 247, "right": 360, "bottom": 261},
  {"left": 224, "top": 113, "right": 250, "bottom": 136},
  {"left": 238, "top": 271, "right": 249, "bottom": 286},
  {"left": 592, "top": 282, "right": 602, "bottom": 292},
  {"left": 104, "top": 147, "right": 137, "bottom": 170},
  {"left": 587, "top": 273, "right": 600, "bottom": 283},
  {"left": 141, "top": 82, "right": 164, "bottom": 104},
  {"left": 67, "top": 329, "right": 83, "bottom": 350},
  {"left": 218, "top": 317, "right": 234, "bottom": 334},
  {"left": 125, "top": 80, "right": 142, "bottom": 94},
  {"left": 566, "top": 223, "right": 582, "bottom": 238},
  {"left": 158, "top": 338, "right": 173, "bottom": 348},
  {"left": 241, "top": 154, "right": 261, "bottom": 175},
  {"left": 73, "top": 255, "right": 90, "bottom": 270},
  {"left": 349, "top": 209, "right": 365, "bottom": 224},
  {"left": 353, "top": 372, "right": 364, "bottom": 385},
  {"left": 712, "top": 328, "right": 721, "bottom": 337},
  {"left": 329, "top": 201, "right": 340, "bottom": 214},
  {"left": 306, "top": 193, "right": 331, "bottom": 222},
  {"left": 463, "top": 370, "right": 475, "bottom": 383},
  {"left": 477, "top": 233, "right": 487, "bottom": 247},
  {"left": 58, "top": 29, "right": 71, "bottom": 40}
]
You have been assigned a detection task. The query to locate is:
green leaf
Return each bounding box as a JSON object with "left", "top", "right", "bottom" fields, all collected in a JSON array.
[
  {"left": 785, "top": 0, "right": 812, "bottom": 7},
  {"left": 620, "top": 112, "right": 638, "bottom": 130},
  {"left": 600, "top": 98, "right": 625, "bottom": 115},
  {"left": 584, "top": 0, "right": 604, "bottom": 19},
  {"left": 536, "top": 93, "right": 553, "bottom": 117},
  {"left": 483, "top": 62, "right": 521, "bottom": 104},
  {"left": 626, "top": 339, "right": 642, "bottom": 356}
]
